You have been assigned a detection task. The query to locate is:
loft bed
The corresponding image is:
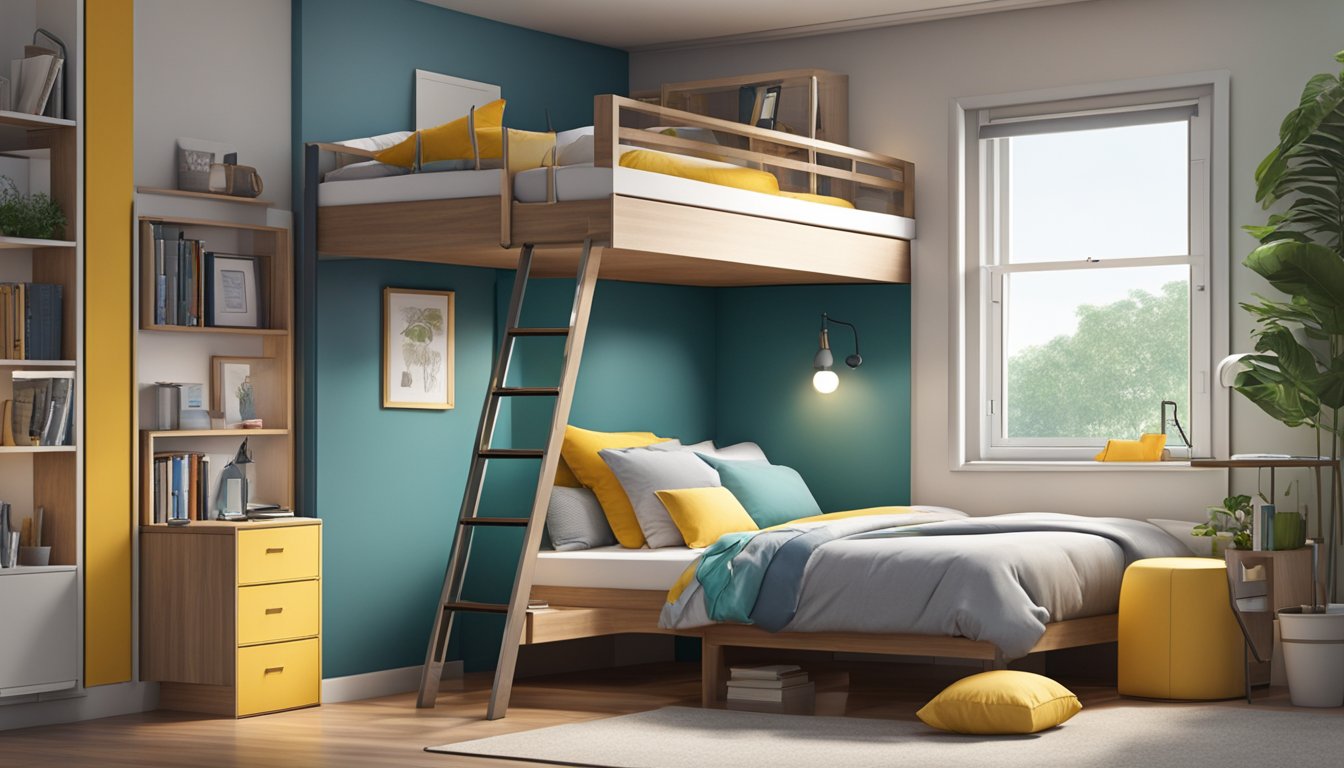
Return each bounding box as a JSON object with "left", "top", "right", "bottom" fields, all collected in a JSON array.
[
  {"left": 305, "top": 95, "right": 914, "bottom": 286},
  {"left": 301, "top": 79, "right": 1138, "bottom": 719}
]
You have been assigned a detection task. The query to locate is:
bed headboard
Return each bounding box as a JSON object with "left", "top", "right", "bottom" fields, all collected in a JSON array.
[{"left": 414, "top": 70, "right": 501, "bottom": 130}]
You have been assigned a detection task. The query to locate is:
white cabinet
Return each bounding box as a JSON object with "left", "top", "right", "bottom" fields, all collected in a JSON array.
[{"left": 0, "top": 568, "right": 78, "bottom": 697}]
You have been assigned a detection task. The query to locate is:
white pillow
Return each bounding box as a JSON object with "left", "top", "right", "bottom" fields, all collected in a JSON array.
[
  {"left": 557, "top": 134, "right": 595, "bottom": 166},
  {"left": 323, "top": 160, "right": 409, "bottom": 183},
  {"left": 648, "top": 440, "right": 767, "bottom": 462},
  {"left": 334, "top": 130, "right": 412, "bottom": 153},
  {"left": 1147, "top": 518, "right": 1217, "bottom": 557}
]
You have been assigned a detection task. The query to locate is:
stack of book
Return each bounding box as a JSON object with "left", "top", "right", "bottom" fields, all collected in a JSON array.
[
  {"left": 151, "top": 452, "right": 212, "bottom": 523},
  {"left": 6, "top": 52, "right": 63, "bottom": 116},
  {"left": 0, "top": 283, "right": 64, "bottom": 360},
  {"left": 150, "top": 225, "right": 205, "bottom": 327},
  {"left": 725, "top": 664, "right": 815, "bottom": 713},
  {"left": 3, "top": 370, "right": 73, "bottom": 446}
]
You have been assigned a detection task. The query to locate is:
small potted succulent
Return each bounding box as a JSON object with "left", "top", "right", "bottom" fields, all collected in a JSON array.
[{"left": 1193, "top": 494, "right": 1252, "bottom": 556}]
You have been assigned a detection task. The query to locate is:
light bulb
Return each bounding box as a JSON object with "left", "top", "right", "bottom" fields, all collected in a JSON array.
[{"left": 813, "top": 369, "right": 839, "bottom": 394}]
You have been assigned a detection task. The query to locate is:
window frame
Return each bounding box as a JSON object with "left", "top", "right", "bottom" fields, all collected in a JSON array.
[{"left": 950, "top": 73, "right": 1230, "bottom": 468}]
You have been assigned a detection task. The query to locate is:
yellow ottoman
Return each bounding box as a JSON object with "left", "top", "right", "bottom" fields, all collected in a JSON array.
[{"left": 1118, "top": 557, "right": 1244, "bottom": 700}]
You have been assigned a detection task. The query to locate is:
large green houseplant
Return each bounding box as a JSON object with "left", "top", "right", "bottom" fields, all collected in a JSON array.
[{"left": 1232, "top": 49, "right": 1344, "bottom": 591}]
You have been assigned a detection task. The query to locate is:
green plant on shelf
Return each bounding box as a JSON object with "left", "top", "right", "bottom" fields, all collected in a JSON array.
[
  {"left": 1194, "top": 494, "right": 1253, "bottom": 553},
  {"left": 0, "top": 176, "right": 66, "bottom": 240}
]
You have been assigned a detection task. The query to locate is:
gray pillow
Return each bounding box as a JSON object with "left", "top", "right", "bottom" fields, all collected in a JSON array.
[
  {"left": 600, "top": 446, "right": 722, "bottom": 548},
  {"left": 545, "top": 486, "right": 615, "bottom": 551},
  {"left": 322, "top": 160, "right": 409, "bottom": 183}
]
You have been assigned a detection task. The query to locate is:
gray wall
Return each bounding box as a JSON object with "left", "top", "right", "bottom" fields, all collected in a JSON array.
[
  {"left": 632, "top": 0, "right": 1344, "bottom": 521},
  {"left": 134, "top": 0, "right": 292, "bottom": 207}
]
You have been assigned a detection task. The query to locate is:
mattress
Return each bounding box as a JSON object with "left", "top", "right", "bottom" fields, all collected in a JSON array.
[
  {"left": 534, "top": 545, "right": 703, "bottom": 591},
  {"left": 319, "top": 165, "right": 916, "bottom": 240},
  {"left": 317, "top": 168, "right": 502, "bottom": 207}
]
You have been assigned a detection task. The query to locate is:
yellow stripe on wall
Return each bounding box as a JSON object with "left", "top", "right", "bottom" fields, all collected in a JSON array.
[{"left": 84, "top": 0, "right": 134, "bottom": 687}]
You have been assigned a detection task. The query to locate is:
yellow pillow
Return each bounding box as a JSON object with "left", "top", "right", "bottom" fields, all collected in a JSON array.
[
  {"left": 778, "top": 190, "right": 856, "bottom": 208},
  {"left": 656, "top": 487, "right": 758, "bottom": 548},
  {"left": 1094, "top": 432, "right": 1166, "bottom": 462},
  {"left": 506, "top": 128, "right": 557, "bottom": 173},
  {"left": 560, "top": 426, "right": 669, "bottom": 548},
  {"left": 619, "top": 149, "right": 780, "bottom": 195},
  {"left": 554, "top": 458, "right": 582, "bottom": 488},
  {"left": 916, "top": 671, "right": 1082, "bottom": 735},
  {"left": 374, "top": 98, "right": 507, "bottom": 169}
]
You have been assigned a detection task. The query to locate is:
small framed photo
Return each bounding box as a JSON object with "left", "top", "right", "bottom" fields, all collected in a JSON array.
[
  {"left": 212, "top": 356, "right": 261, "bottom": 427},
  {"left": 384, "top": 287, "right": 454, "bottom": 410},
  {"left": 206, "top": 253, "right": 263, "bottom": 328},
  {"left": 756, "top": 85, "right": 782, "bottom": 130}
]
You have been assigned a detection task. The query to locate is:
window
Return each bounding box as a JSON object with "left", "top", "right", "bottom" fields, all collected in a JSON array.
[{"left": 958, "top": 79, "right": 1225, "bottom": 463}]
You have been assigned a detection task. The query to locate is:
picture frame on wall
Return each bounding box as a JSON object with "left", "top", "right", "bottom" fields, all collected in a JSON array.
[
  {"left": 212, "top": 356, "right": 263, "bottom": 428},
  {"left": 205, "top": 252, "right": 263, "bottom": 328},
  {"left": 383, "top": 287, "right": 455, "bottom": 410}
]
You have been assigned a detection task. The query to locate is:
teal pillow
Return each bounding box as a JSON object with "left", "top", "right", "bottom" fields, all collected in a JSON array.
[{"left": 695, "top": 454, "right": 822, "bottom": 527}]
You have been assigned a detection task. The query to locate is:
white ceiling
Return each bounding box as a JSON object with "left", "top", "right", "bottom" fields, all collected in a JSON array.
[{"left": 421, "top": 0, "right": 1091, "bottom": 51}]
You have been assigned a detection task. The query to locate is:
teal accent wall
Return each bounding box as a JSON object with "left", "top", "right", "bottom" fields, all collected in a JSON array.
[
  {"left": 294, "top": 0, "right": 632, "bottom": 678},
  {"left": 716, "top": 285, "right": 912, "bottom": 512},
  {"left": 294, "top": 0, "right": 913, "bottom": 681}
]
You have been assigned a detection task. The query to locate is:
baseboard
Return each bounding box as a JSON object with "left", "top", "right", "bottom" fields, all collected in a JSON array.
[
  {"left": 321, "top": 660, "right": 463, "bottom": 704},
  {"left": 0, "top": 681, "right": 158, "bottom": 732}
]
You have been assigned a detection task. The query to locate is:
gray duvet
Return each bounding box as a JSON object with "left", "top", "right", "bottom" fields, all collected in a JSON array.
[{"left": 659, "top": 512, "right": 1189, "bottom": 659}]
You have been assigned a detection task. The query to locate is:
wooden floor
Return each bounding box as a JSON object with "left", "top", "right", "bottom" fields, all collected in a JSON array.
[{"left": 0, "top": 659, "right": 1326, "bottom": 768}]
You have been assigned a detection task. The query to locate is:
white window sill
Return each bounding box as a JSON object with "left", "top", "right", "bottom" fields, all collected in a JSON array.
[{"left": 955, "top": 460, "right": 1224, "bottom": 473}]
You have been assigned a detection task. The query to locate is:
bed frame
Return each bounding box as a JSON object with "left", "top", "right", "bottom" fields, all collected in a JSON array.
[
  {"left": 526, "top": 585, "right": 1118, "bottom": 705},
  {"left": 305, "top": 95, "right": 914, "bottom": 287}
]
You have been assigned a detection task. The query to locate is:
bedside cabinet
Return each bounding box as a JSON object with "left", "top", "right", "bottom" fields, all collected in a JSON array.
[{"left": 141, "top": 519, "right": 322, "bottom": 717}]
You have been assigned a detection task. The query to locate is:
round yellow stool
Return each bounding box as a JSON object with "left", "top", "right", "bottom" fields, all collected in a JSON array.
[{"left": 1118, "top": 557, "right": 1245, "bottom": 700}]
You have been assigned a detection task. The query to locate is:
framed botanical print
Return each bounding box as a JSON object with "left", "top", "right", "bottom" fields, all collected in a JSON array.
[{"left": 383, "top": 287, "right": 454, "bottom": 410}]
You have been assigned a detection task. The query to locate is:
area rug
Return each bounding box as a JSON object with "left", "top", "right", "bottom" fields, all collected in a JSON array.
[{"left": 428, "top": 703, "right": 1344, "bottom": 767}]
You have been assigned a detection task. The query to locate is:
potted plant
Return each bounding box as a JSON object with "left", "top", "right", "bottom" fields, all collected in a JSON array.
[
  {"left": 0, "top": 176, "right": 66, "bottom": 240},
  {"left": 1193, "top": 494, "right": 1252, "bottom": 555},
  {"left": 1228, "top": 47, "right": 1344, "bottom": 707}
]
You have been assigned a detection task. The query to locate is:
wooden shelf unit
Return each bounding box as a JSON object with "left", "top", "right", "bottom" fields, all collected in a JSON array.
[
  {"left": 136, "top": 186, "right": 273, "bottom": 207},
  {"left": 660, "top": 69, "right": 849, "bottom": 145},
  {"left": 0, "top": 4, "right": 83, "bottom": 703},
  {"left": 133, "top": 209, "right": 294, "bottom": 530}
]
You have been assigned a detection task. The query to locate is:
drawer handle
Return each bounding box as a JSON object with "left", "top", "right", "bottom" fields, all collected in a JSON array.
[
  {"left": 265, "top": 607, "right": 284, "bottom": 615},
  {"left": 264, "top": 666, "right": 285, "bottom": 675},
  {"left": 265, "top": 547, "right": 285, "bottom": 554}
]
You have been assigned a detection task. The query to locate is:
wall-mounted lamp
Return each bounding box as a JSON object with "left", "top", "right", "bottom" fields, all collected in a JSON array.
[{"left": 813, "top": 313, "right": 862, "bottom": 394}]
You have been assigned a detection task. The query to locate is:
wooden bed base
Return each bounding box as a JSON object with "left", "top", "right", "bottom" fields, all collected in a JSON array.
[
  {"left": 528, "top": 586, "right": 1118, "bottom": 705},
  {"left": 309, "top": 96, "right": 913, "bottom": 287}
]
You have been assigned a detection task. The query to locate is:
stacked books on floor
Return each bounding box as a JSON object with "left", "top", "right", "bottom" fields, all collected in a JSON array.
[
  {"left": 725, "top": 664, "right": 815, "bottom": 714},
  {"left": 1, "top": 283, "right": 64, "bottom": 360},
  {"left": 149, "top": 225, "right": 205, "bottom": 327},
  {"left": 3, "top": 371, "right": 73, "bottom": 446},
  {"left": 151, "top": 452, "right": 211, "bottom": 523}
]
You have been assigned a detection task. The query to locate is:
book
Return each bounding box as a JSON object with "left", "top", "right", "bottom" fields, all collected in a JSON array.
[
  {"left": 725, "top": 676, "right": 812, "bottom": 690},
  {"left": 727, "top": 682, "right": 815, "bottom": 703},
  {"left": 728, "top": 664, "right": 804, "bottom": 681},
  {"left": 9, "top": 54, "right": 58, "bottom": 115}
]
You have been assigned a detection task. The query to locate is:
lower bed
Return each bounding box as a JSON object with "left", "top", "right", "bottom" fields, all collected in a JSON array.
[{"left": 526, "top": 511, "right": 1188, "bottom": 703}]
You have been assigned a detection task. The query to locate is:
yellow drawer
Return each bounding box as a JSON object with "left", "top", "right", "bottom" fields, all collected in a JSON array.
[
  {"left": 236, "top": 638, "right": 320, "bottom": 716},
  {"left": 238, "top": 581, "right": 320, "bottom": 646},
  {"left": 238, "top": 526, "right": 320, "bottom": 585}
]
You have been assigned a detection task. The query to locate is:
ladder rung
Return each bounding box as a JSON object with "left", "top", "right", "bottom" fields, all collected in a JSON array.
[
  {"left": 478, "top": 449, "right": 545, "bottom": 459},
  {"left": 493, "top": 387, "right": 560, "bottom": 397},
  {"left": 508, "top": 327, "right": 570, "bottom": 337},
  {"left": 460, "top": 517, "right": 530, "bottom": 527},
  {"left": 444, "top": 601, "right": 510, "bottom": 614}
]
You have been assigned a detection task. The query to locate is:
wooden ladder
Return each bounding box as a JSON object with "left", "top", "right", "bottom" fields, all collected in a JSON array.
[{"left": 415, "top": 240, "right": 602, "bottom": 716}]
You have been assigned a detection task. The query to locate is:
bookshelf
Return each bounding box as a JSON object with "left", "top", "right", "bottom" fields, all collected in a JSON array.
[
  {"left": 0, "top": 0, "right": 83, "bottom": 701},
  {"left": 133, "top": 201, "right": 294, "bottom": 527}
]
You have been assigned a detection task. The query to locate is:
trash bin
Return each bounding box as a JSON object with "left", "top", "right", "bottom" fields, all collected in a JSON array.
[{"left": 1278, "top": 605, "right": 1344, "bottom": 707}]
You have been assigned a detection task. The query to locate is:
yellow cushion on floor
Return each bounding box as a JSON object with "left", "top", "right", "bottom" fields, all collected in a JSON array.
[
  {"left": 916, "top": 670, "right": 1081, "bottom": 734},
  {"left": 1118, "top": 557, "right": 1245, "bottom": 700}
]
